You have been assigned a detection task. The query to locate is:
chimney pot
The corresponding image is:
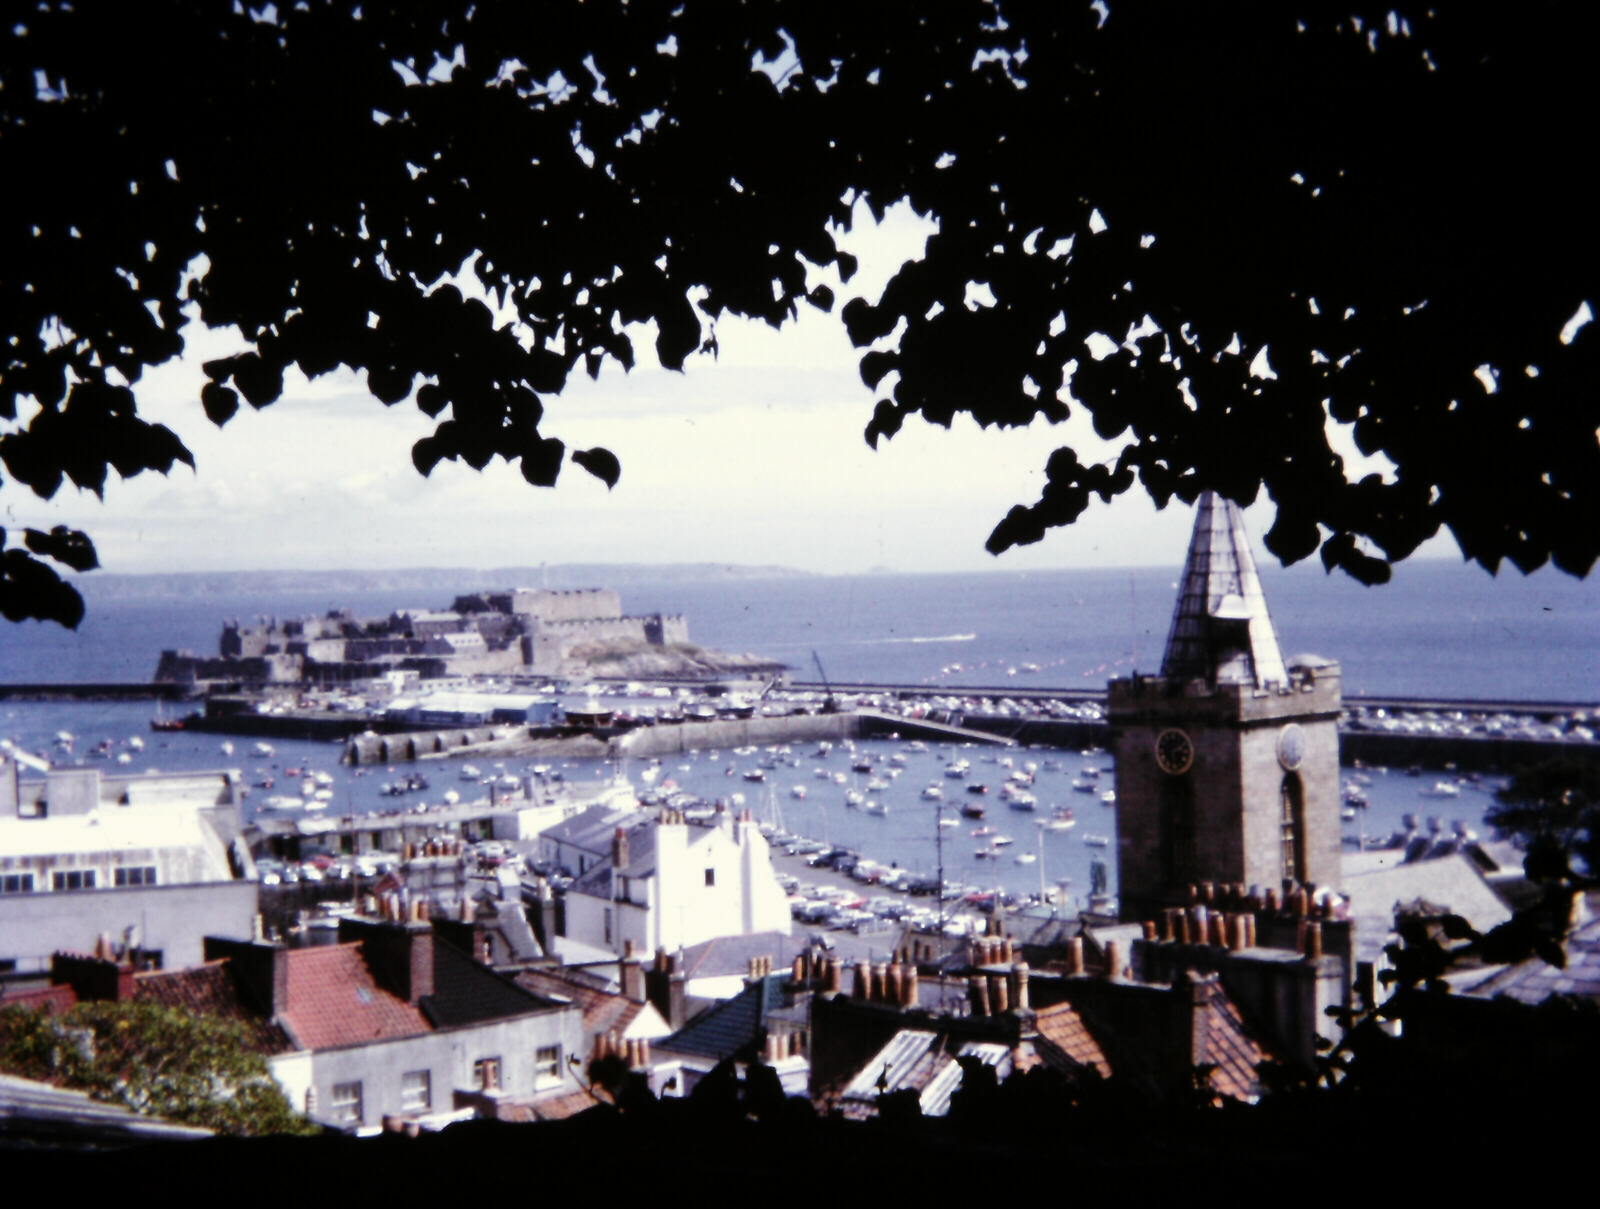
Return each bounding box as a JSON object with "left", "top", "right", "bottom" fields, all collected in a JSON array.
[
  {"left": 1305, "top": 921, "right": 1323, "bottom": 961},
  {"left": 1066, "top": 936, "right": 1084, "bottom": 976},
  {"left": 989, "top": 973, "right": 1008, "bottom": 1014},
  {"left": 1105, "top": 939, "right": 1123, "bottom": 981}
]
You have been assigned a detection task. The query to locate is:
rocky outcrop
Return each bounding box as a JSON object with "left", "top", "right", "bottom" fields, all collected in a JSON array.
[{"left": 559, "top": 639, "right": 785, "bottom": 680}]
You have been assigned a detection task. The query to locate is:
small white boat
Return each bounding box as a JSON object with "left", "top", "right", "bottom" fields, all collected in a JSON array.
[
  {"left": 791, "top": 785, "right": 808, "bottom": 799},
  {"left": 1015, "top": 853, "right": 1037, "bottom": 865},
  {"left": 921, "top": 784, "right": 944, "bottom": 801},
  {"left": 461, "top": 764, "right": 481, "bottom": 781},
  {"left": 864, "top": 800, "right": 888, "bottom": 816},
  {"left": 1421, "top": 781, "right": 1462, "bottom": 799},
  {"left": 252, "top": 742, "right": 275, "bottom": 757},
  {"left": 126, "top": 736, "right": 145, "bottom": 751},
  {"left": 220, "top": 741, "right": 235, "bottom": 756},
  {"left": 1084, "top": 834, "right": 1110, "bottom": 848},
  {"left": 844, "top": 789, "right": 864, "bottom": 808}
]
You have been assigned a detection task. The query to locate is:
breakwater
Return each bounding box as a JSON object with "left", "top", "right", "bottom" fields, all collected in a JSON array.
[
  {"left": 0, "top": 681, "right": 191, "bottom": 701},
  {"left": 953, "top": 714, "right": 1600, "bottom": 773}
]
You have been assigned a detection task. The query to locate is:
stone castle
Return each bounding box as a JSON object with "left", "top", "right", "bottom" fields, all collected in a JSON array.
[{"left": 154, "top": 587, "right": 689, "bottom": 687}]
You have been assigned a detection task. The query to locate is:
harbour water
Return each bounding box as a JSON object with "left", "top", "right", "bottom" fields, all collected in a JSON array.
[
  {"left": 0, "top": 697, "right": 1508, "bottom": 914},
  {"left": 1, "top": 559, "right": 1589, "bottom": 911}
]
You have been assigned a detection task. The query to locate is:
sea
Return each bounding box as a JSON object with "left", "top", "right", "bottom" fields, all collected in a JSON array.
[{"left": 0, "top": 559, "right": 1594, "bottom": 911}]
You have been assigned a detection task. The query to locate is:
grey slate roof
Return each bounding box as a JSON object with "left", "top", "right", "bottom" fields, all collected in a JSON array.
[
  {"left": 542, "top": 804, "right": 641, "bottom": 853},
  {"left": 655, "top": 973, "right": 787, "bottom": 1061},
  {"left": 421, "top": 941, "right": 564, "bottom": 1028},
  {"left": 1341, "top": 850, "right": 1515, "bottom": 967}
]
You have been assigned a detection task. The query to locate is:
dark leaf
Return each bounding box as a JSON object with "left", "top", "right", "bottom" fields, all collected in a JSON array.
[
  {"left": 572, "top": 446, "right": 621, "bottom": 489},
  {"left": 521, "top": 437, "right": 565, "bottom": 487},
  {"left": 201, "top": 382, "right": 240, "bottom": 427},
  {"left": 23, "top": 526, "right": 99, "bottom": 573}
]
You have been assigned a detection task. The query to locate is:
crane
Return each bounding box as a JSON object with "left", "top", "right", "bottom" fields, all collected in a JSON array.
[{"left": 811, "top": 650, "right": 838, "bottom": 714}]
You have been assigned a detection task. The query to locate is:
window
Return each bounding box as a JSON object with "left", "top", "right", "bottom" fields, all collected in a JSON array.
[
  {"left": 1280, "top": 773, "right": 1307, "bottom": 885},
  {"left": 535, "top": 1045, "right": 561, "bottom": 1087},
  {"left": 51, "top": 870, "right": 96, "bottom": 891},
  {"left": 401, "top": 1069, "right": 432, "bottom": 1112},
  {"left": 474, "top": 1057, "right": 502, "bottom": 1091},
  {"left": 1158, "top": 777, "right": 1196, "bottom": 890},
  {"left": 1, "top": 874, "right": 35, "bottom": 895},
  {"left": 114, "top": 866, "right": 158, "bottom": 887},
  {"left": 704, "top": 867, "right": 716, "bottom": 887},
  {"left": 330, "top": 1081, "right": 363, "bottom": 1125}
]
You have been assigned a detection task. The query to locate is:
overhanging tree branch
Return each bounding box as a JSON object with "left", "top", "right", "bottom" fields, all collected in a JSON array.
[{"left": 1, "top": 1, "right": 1594, "bottom": 626}]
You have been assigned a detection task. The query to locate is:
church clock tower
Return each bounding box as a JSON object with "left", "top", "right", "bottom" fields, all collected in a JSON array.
[{"left": 1109, "top": 493, "right": 1342, "bottom": 923}]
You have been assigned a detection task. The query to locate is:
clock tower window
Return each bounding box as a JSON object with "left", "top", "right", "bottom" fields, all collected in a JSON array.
[
  {"left": 1280, "top": 772, "right": 1307, "bottom": 885},
  {"left": 1160, "top": 774, "right": 1197, "bottom": 890}
]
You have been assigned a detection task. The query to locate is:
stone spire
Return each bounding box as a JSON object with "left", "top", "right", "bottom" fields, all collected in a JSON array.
[{"left": 1160, "top": 492, "right": 1287, "bottom": 688}]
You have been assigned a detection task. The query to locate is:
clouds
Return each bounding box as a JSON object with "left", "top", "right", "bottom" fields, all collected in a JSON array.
[{"left": 0, "top": 201, "right": 1318, "bottom": 577}]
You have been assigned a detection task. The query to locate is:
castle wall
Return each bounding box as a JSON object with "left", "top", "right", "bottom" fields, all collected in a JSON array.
[
  {"left": 527, "top": 615, "right": 681, "bottom": 673},
  {"left": 493, "top": 588, "right": 623, "bottom": 623}
]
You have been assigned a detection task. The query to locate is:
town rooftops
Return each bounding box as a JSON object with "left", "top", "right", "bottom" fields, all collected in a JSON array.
[
  {"left": 837, "top": 1029, "right": 1015, "bottom": 1119},
  {"left": 1161, "top": 490, "right": 1288, "bottom": 689},
  {"left": 0, "top": 803, "right": 235, "bottom": 872},
  {"left": 511, "top": 966, "right": 666, "bottom": 1041},
  {"left": 1464, "top": 894, "right": 1600, "bottom": 1006},
  {"left": 1341, "top": 849, "right": 1514, "bottom": 967}
]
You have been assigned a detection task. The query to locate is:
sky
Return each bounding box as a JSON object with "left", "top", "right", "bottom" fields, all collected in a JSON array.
[{"left": 3, "top": 202, "right": 1421, "bottom": 579}]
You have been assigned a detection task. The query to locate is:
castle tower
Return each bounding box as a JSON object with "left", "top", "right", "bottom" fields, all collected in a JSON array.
[{"left": 1108, "top": 493, "right": 1342, "bottom": 922}]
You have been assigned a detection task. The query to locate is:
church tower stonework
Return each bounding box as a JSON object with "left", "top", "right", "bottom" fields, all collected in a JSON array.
[{"left": 1109, "top": 493, "right": 1343, "bottom": 923}]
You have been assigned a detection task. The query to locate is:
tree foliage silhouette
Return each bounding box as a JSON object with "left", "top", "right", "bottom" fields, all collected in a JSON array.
[{"left": 3, "top": 1, "right": 1595, "bottom": 625}]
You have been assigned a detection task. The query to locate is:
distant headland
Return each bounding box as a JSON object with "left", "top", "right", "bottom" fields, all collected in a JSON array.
[{"left": 75, "top": 562, "right": 817, "bottom": 601}]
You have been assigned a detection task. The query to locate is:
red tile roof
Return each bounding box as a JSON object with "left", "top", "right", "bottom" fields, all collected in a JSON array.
[
  {"left": 511, "top": 968, "right": 648, "bottom": 1041},
  {"left": 0, "top": 983, "right": 79, "bottom": 1014},
  {"left": 1032, "top": 1001, "right": 1112, "bottom": 1078},
  {"left": 278, "top": 944, "right": 429, "bottom": 1050},
  {"left": 1195, "top": 987, "right": 1269, "bottom": 1102},
  {"left": 133, "top": 961, "right": 293, "bottom": 1055}
]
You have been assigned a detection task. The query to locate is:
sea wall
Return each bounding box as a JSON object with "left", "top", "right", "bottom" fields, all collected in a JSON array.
[{"left": 612, "top": 712, "right": 860, "bottom": 757}]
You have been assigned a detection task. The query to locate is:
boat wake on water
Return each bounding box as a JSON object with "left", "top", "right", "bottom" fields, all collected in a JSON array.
[{"left": 852, "top": 633, "right": 978, "bottom": 646}]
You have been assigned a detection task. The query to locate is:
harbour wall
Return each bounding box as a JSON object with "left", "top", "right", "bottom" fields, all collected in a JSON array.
[
  {"left": 612, "top": 710, "right": 1012, "bottom": 758},
  {"left": 0, "top": 681, "right": 191, "bottom": 701},
  {"left": 612, "top": 712, "right": 858, "bottom": 757},
  {"left": 957, "top": 714, "right": 1600, "bottom": 773}
]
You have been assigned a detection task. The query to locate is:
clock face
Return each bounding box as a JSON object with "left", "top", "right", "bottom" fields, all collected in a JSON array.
[
  {"left": 1278, "top": 723, "right": 1306, "bottom": 771},
  {"left": 1154, "top": 728, "right": 1194, "bottom": 775}
]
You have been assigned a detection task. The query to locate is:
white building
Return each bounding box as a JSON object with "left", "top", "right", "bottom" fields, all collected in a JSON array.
[
  {"left": 0, "top": 761, "right": 257, "bottom": 973},
  {"left": 560, "top": 807, "right": 792, "bottom": 956}
]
